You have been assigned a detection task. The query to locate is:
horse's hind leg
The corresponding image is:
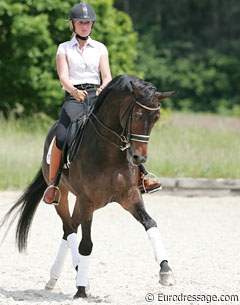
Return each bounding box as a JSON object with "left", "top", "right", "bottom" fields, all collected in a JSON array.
[
  {"left": 45, "top": 238, "right": 69, "bottom": 290},
  {"left": 45, "top": 187, "right": 78, "bottom": 290},
  {"left": 122, "top": 198, "right": 175, "bottom": 286}
]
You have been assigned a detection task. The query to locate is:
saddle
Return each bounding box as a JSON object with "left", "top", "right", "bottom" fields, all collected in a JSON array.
[
  {"left": 64, "top": 104, "right": 95, "bottom": 166},
  {"left": 47, "top": 104, "right": 94, "bottom": 168},
  {"left": 64, "top": 117, "right": 85, "bottom": 166}
]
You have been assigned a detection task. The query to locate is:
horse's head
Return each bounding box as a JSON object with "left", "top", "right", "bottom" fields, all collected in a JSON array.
[
  {"left": 126, "top": 80, "right": 176, "bottom": 165},
  {"left": 91, "top": 74, "right": 176, "bottom": 166}
]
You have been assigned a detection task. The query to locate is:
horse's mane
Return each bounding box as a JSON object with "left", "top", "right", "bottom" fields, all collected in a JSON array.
[{"left": 93, "top": 74, "right": 156, "bottom": 114}]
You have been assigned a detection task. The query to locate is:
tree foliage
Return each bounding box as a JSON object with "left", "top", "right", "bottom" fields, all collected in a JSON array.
[
  {"left": 115, "top": 0, "right": 240, "bottom": 114},
  {"left": 0, "top": 0, "right": 139, "bottom": 118},
  {"left": 1, "top": 0, "right": 240, "bottom": 116}
]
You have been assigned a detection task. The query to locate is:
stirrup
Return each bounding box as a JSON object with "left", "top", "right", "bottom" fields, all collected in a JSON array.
[
  {"left": 141, "top": 172, "right": 162, "bottom": 194},
  {"left": 43, "top": 185, "right": 61, "bottom": 206}
]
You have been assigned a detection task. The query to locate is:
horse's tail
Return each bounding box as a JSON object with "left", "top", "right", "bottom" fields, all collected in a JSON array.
[{"left": 0, "top": 168, "right": 47, "bottom": 252}]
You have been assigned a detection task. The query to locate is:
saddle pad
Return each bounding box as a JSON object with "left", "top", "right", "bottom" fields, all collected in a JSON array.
[{"left": 46, "top": 138, "right": 54, "bottom": 165}]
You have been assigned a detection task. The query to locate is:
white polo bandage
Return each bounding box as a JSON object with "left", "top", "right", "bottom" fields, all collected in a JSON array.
[
  {"left": 76, "top": 254, "right": 91, "bottom": 287},
  {"left": 50, "top": 239, "right": 69, "bottom": 279},
  {"left": 147, "top": 227, "right": 168, "bottom": 265},
  {"left": 67, "top": 233, "right": 79, "bottom": 269}
]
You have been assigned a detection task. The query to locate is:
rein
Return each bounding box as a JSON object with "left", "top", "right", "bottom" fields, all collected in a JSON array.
[
  {"left": 89, "top": 97, "right": 160, "bottom": 151},
  {"left": 89, "top": 112, "right": 131, "bottom": 151}
]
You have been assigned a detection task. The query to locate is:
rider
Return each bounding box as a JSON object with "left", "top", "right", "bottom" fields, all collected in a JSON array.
[{"left": 43, "top": 3, "right": 161, "bottom": 205}]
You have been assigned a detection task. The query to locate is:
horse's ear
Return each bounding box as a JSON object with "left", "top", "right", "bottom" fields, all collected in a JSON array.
[
  {"left": 130, "top": 81, "right": 145, "bottom": 99},
  {"left": 155, "top": 91, "right": 178, "bottom": 100}
]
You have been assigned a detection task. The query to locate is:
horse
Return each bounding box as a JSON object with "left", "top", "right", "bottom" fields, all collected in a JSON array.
[{"left": 1, "top": 74, "right": 176, "bottom": 299}]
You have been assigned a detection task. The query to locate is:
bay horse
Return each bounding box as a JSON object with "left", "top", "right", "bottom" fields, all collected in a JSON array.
[{"left": 1, "top": 74, "right": 176, "bottom": 298}]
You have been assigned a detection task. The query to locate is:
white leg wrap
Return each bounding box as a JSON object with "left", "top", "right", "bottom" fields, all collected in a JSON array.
[
  {"left": 76, "top": 254, "right": 91, "bottom": 287},
  {"left": 147, "top": 227, "right": 168, "bottom": 265},
  {"left": 67, "top": 233, "right": 79, "bottom": 269},
  {"left": 50, "top": 239, "right": 69, "bottom": 279}
]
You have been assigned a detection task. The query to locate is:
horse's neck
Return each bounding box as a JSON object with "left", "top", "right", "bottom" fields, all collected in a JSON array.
[
  {"left": 97, "top": 92, "right": 131, "bottom": 127},
  {"left": 85, "top": 91, "right": 130, "bottom": 155},
  {"left": 96, "top": 94, "right": 122, "bottom": 129},
  {"left": 73, "top": 92, "right": 132, "bottom": 179}
]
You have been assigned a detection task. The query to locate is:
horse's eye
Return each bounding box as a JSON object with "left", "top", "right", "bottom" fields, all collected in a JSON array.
[
  {"left": 155, "top": 112, "right": 160, "bottom": 121},
  {"left": 133, "top": 111, "right": 142, "bottom": 121}
]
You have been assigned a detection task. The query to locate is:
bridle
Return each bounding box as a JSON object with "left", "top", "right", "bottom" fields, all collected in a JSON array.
[
  {"left": 130, "top": 101, "right": 160, "bottom": 143},
  {"left": 88, "top": 97, "right": 160, "bottom": 151},
  {"left": 136, "top": 101, "right": 160, "bottom": 111}
]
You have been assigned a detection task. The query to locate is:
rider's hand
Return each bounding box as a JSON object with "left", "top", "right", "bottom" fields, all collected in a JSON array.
[
  {"left": 70, "top": 88, "right": 88, "bottom": 102},
  {"left": 96, "top": 86, "right": 104, "bottom": 96}
]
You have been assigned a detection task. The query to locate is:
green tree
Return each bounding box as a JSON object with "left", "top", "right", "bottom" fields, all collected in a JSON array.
[
  {"left": 0, "top": 0, "right": 139, "bottom": 118},
  {"left": 114, "top": 0, "right": 240, "bottom": 114}
]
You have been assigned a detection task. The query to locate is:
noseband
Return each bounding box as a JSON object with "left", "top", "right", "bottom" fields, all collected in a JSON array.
[{"left": 89, "top": 98, "right": 160, "bottom": 151}]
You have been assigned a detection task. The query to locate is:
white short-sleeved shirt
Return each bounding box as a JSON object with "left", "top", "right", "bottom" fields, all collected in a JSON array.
[{"left": 57, "top": 36, "right": 108, "bottom": 85}]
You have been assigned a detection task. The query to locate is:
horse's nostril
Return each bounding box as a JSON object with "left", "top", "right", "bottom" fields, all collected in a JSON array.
[
  {"left": 133, "top": 155, "right": 147, "bottom": 165},
  {"left": 133, "top": 155, "right": 139, "bottom": 163}
]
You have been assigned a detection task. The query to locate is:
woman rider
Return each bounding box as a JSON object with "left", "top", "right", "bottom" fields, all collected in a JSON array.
[{"left": 43, "top": 3, "right": 160, "bottom": 205}]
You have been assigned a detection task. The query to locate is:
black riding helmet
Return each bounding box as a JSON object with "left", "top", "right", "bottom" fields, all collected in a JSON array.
[{"left": 69, "top": 3, "right": 96, "bottom": 22}]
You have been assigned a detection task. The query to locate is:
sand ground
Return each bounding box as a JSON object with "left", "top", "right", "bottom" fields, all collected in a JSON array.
[{"left": 0, "top": 191, "right": 240, "bottom": 305}]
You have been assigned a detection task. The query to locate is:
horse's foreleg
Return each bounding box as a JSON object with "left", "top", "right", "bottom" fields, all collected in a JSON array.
[
  {"left": 74, "top": 201, "right": 93, "bottom": 299},
  {"left": 67, "top": 196, "right": 82, "bottom": 270},
  {"left": 124, "top": 200, "right": 175, "bottom": 286},
  {"left": 147, "top": 226, "right": 175, "bottom": 286}
]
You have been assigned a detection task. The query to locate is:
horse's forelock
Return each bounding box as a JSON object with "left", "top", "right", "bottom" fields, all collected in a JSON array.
[{"left": 131, "top": 79, "right": 156, "bottom": 105}]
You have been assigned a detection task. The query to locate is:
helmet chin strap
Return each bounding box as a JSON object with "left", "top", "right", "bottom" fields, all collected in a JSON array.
[{"left": 76, "top": 34, "right": 88, "bottom": 40}]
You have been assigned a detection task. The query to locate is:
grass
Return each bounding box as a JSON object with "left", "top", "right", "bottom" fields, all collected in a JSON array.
[
  {"left": 0, "top": 112, "right": 239, "bottom": 190},
  {"left": 147, "top": 112, "right": 240, "bottom": 179},
  {"left": 0, "top": 114, "right": 52, "bottom": 190}
]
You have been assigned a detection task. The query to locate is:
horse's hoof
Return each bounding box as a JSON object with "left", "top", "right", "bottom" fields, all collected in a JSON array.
[
  {"left": 159, "top": 271, "right": 176, "bottom": 286},
  {"left": 73, "top": 286, "right": 88, "bottom": 299},
  {"left": 45, "top": 278, "right": 57, "bottom": 290}
]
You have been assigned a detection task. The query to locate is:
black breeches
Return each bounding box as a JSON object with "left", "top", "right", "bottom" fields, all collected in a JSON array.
[{"left": 56, "top": 89, "right": 97, "bottom": 150}]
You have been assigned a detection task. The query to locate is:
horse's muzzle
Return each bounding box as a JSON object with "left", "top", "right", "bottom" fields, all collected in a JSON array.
[
  {"left": 129, "top": 141, "right": 148, "bottom": 165},
  {"left": 132, "top": 154, "right": 147, "bottom": 165}
]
